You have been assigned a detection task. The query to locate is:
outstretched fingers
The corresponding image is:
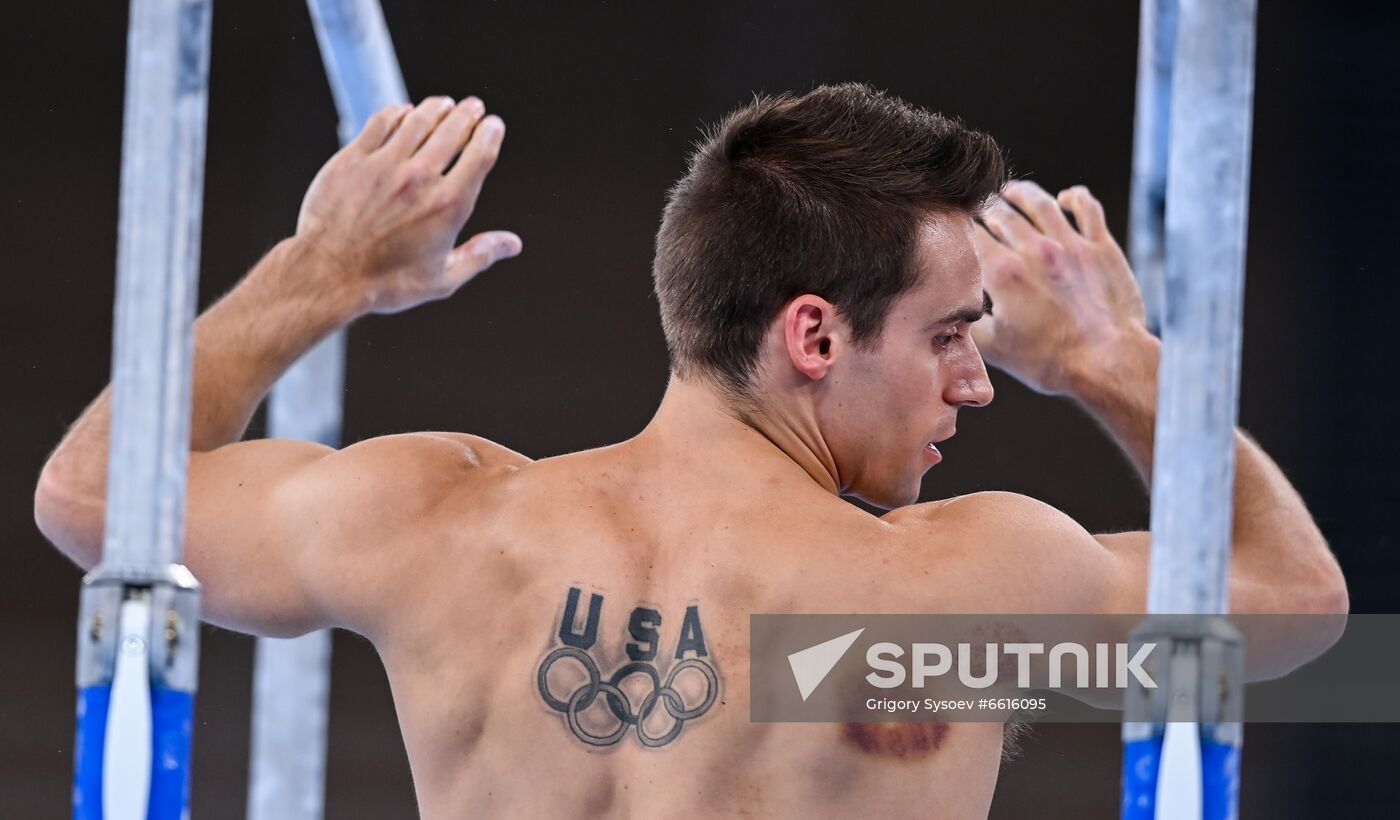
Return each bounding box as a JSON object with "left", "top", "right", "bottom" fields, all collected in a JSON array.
[
  {"left": 349, "top": 103, "right": 412, "bottom": 153},
  {"left": 444, "top": 113, "right": 506, "bottom": 206},
  {"left": 417, "top": 97, "right": 487, "bottom": 173},
  {"left": 384, "top": 96, "right": 457, "bottom": 159}
]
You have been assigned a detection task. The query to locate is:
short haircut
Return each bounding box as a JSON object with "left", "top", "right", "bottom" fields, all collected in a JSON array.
[{"left": 652, "top": 83, "right": 1006, "bottom": 402}]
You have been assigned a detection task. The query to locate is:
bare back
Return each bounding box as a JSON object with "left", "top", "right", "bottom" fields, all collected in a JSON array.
[
  {"left": 31, "top": 90, "right": 1348, "bottom": 820},
  {"left": 376, "top": 442, "right": 1014, "bottom": 819}
]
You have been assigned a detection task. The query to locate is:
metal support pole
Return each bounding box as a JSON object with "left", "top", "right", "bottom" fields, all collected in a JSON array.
[
  {"left": 1121, "top": 0, "right": 1257, "bottom": 818},
  {"left": 1148, "top": 0, "right": 1256, "bottom": 618},
  {"left": 1129, "top": 0, "right": 1177, "bottom": 336},
  {"left": 74, "top": 0, "right": 212, "bottom": 816},
  {"left": 305, "top": 0, "right": 410, "bottom": 145},
  {"left": 247, "top": 3, "right": 407, "bottom": 819}
]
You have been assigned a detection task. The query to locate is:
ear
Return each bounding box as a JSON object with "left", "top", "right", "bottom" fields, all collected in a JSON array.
[{"left": 782, "top": 295, "right": 840, "bottom": 380}]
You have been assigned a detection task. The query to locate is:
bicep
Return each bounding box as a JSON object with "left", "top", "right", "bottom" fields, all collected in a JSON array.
[{"left": 184, "top": 438, "right": 336, "bottom": 637}]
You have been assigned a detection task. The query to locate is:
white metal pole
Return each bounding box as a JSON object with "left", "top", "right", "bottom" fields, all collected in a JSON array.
[
  {"left": 1122, "top": 1, "right": 1257, "bottom": 818},
  {"left": 247, "top": 3, "right": 407, "bottom": 819},
  {"left": 1147, "top": 0, "right": 1256, "bottom": 618},
  {"left": 1128, "top": 0, "right": 1176, "bottom": 336},
  {"left": 100, "top": 1, "right": 213, "bottom": 579},
  {"left": 75, "top": 0, "right": 212, "bottom": 816}
]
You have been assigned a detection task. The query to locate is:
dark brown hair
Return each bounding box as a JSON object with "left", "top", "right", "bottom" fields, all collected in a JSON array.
[{"left": 652, "top": 83, "right": 1006, "bottom": 400}]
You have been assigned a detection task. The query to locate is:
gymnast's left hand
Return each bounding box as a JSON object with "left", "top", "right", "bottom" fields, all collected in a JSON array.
[
  {"left": 969, "top": 180, "right": 1148, "bottom": 395},
  {"left": 293, "top": 96, "right": 523, "bottom": 315}
]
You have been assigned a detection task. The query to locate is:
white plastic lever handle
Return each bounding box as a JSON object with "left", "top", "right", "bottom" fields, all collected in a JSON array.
[{"left": 104, "top": 597, "right": 153, "bottom": 820}]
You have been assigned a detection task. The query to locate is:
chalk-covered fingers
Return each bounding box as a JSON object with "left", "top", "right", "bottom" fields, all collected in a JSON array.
[
  {"left": 968, "top": 180, "right": 1148, "bottom": 394},
  {"left": 417, "top": 97, "right": 487, "bottom": 173},
  {"left": 981, "top": 198, "right": 1040, "bottom": 249},
  {"left": 1056, "top": 185, "right": 1109, "bottom": 242},
  {"left": 444, "top": 230, "right": 524, "bottom": 289},
  {"left": 983, "top": 194, "right": 1074, "bottom": 283},
  {"left": 292, "top": 93, "right": 521, "bottom": 317},
  {"left": 444, "top": 112, "right": 506, "bottom": 207},
  {"left": 384, "top": 96, "right": 457, "bottom": 158},
  {"left": 349, "top": 103, "right": 413, "bottom": 154},
  {"left": 1001, "top": 179, "right": 1078, "bottom": 242}
]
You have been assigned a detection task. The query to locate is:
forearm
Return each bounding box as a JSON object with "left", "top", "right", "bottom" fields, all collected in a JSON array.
[
  {"left": 39, "top": 237, "right": 360, "bottom": 502},
  {"left": 1071, "top": 330, "right": 1346, "bottom": 612},
  {"left": 1068, "top": 331, "right": 1161, "bottom": 482},
  {"left": 187, "top": 237, "right": 361, "bottom": 448}
]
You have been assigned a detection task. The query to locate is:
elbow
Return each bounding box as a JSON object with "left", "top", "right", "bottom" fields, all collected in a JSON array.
[
  {"left": 1233, "top": 534, "right": 1350, "bottom": 617},
  {"left": 1293, "top": 567, "right": 1349, "bottom": 672},
  {"left": 1300, "top": 532, "right": 1350, "bottom": 617},
  {"left": 1285, "top": 543, "right": 1350, "bottom": 666},
  {"left": 1232, "top": 536, "right": 1350, "bottom": 680},
  {"left": 33, "top": 460, "right": 104, "bottom": 571},
  {"left": 1311, "top": 563, "right": 1350, "bottom": 617}
]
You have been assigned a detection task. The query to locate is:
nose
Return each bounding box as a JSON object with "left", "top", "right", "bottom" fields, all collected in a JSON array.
[{"left": 947, "top": 349, "right": 994, "bottom": 408}]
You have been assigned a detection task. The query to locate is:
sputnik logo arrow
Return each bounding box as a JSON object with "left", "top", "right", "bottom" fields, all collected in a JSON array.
[{"left": 787, "top": 628, "right": 865, "bottom": 701}]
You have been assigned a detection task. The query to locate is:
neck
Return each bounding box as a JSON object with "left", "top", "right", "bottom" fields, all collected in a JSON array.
[{"left": 634, "top": 374, "right": 842, "bottom": 496}]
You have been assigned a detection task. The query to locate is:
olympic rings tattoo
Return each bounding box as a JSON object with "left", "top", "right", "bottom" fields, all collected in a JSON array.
[{"left": 537, "top": 646, "right": 719, "bottom": 747}]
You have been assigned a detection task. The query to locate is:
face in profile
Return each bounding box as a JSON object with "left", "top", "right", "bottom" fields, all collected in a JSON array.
[{"left": 820, "top": 215, "right": 995, "bottom": 508}]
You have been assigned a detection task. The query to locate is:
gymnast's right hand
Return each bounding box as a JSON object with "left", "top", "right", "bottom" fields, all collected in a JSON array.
[{"left": 293, "top": 96, "right": 522, "bottom": 315}]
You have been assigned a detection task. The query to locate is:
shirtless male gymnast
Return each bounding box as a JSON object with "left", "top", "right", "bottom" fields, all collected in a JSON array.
[{"left": 35, "top": 84, "right": 1347, "bottom": 818}]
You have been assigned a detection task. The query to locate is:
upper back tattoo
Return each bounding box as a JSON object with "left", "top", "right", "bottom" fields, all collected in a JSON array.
[{"left": 536, "top": 586, "right": 721, "bottom": 748}]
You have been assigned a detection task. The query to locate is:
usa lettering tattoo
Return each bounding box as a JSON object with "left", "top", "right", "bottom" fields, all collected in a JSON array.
[{"left": 537, "top": 587, "right": 720, "bottom": 748}]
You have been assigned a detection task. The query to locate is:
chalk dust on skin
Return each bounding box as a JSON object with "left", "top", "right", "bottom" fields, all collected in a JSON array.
[{"left": 841, "top": 722, "right": 950, "bottom": 759}]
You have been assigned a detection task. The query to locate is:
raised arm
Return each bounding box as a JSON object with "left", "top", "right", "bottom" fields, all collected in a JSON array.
[
  {"left": 34, "top": 96, "right": 525, "bottom": 639},
  {"left": 968, "top": 179, "right": 1347, "bottom": 620}
]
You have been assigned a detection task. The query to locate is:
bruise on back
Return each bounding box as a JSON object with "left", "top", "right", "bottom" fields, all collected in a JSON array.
[{"left": 841, "top": 722, "right": 950, "bottom": 760}]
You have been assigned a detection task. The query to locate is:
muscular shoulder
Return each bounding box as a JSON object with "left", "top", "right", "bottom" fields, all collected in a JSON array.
[
  {"left": 883, "top": 491, "right": 1118, "bottom": 611},
  {"left": 268, "top": 432, "right": 532, "bottom": 635},
  {"left": 885, "top": 491, "right": 1077, "bottom": 538},
  {"left": 396, "top": 431, "right": 533, "bottom": 471},
  {"left": 277, "top": 431, "right": 531, "bottom": 522},
  {"left": 337, "top": 431, "right": 529, "bottom": 473}
]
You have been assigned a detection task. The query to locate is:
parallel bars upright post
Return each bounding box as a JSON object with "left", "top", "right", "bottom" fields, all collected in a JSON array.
[
  {"left": 1121, "top": 0, "right": 1258, "bottom": 818},
  {"left": 73, "top": 0, "right": 213, "bottom": 816},
  {"left": 246, "top": 2, "right": 407, "bottom": 819},
  {"left": 1129, "top": 0, "right": 1177, "bottom": 335}
]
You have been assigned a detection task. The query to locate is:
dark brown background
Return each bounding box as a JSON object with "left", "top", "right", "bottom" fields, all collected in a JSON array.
[{"left": 3, "top": 0, "right": 1397, "bottom": 816}]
